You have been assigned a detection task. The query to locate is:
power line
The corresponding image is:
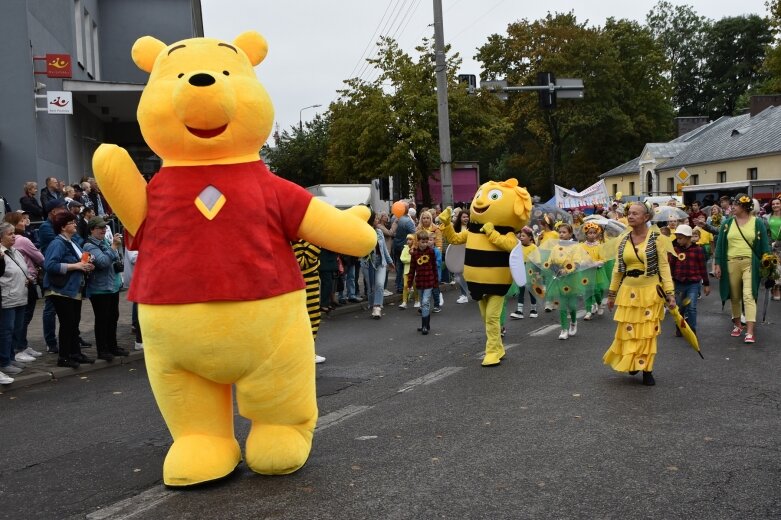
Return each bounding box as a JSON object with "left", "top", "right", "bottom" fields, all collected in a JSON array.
[
  {"left": 450, "top": 0, "right": 509, "bottom": 41},
  {"left": 347, "top": 0, "right": 396, "bottom": 80}
]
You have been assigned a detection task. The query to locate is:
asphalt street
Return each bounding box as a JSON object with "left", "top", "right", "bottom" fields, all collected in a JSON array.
[{"left": 1, "top": 285, "right": 779, "bottom": 519}]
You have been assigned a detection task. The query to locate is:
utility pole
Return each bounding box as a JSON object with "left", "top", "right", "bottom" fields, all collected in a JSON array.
[{"left": 432, "top": 0, "right": 453, "bottom": 209}]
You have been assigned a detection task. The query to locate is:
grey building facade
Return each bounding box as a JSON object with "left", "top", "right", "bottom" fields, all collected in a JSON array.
[{"left": 0, "top": 0, "right": 203, "bottom": 210}]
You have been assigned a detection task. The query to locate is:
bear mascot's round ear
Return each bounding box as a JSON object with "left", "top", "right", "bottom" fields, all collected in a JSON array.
[
  {"left": 234, "top": 31, "right": 268, "bottom": 66},
  {"left": 132, "top": 36, "right": 167, "bottom": 73}
]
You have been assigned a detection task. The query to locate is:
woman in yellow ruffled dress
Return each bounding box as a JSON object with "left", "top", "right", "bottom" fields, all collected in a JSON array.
[{"left": 603, "top": 202, "right": 676, "bottom": 386}]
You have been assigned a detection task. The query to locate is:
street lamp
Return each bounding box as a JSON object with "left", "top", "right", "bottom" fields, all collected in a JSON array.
[{"left": 299, "top": 104, "right": 322, "bottom": 132}]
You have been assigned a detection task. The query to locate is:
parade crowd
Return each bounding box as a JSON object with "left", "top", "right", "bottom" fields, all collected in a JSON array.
[
  {"left": 0, "top": 178, "right": 142, "bottom": 385},
  {"left": 2, "top": 180, "right": 780, "bottom": 386}
]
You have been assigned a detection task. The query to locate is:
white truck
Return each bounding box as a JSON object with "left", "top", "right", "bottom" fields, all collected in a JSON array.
[{"left": 306, "top": 181, "right": 390, "bottom": 213}]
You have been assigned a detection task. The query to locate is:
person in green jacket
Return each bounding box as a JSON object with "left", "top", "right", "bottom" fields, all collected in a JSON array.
[{"left": 713, "top": 194, "right": 770, "bottom": 344}]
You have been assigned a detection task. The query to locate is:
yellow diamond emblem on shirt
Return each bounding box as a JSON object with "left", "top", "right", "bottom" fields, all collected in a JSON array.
[{"left": 194, "top": 185, "right": 226, "bottom": 220}]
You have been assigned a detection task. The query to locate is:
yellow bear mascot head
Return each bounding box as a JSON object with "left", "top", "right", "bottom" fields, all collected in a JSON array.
[{"left": 131, "top": 31, "right": 272, "bottom": 163}]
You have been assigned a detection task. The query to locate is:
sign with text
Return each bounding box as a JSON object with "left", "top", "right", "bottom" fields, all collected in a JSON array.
[
  {"left": 45, "top": 54, "right": 72, "bottom": 78},
  {"left": 46, "top": 91, "right": 73, "bottom": 114},
  {"left": 554, "top": 180, "right": 611, "bottom": 208}
]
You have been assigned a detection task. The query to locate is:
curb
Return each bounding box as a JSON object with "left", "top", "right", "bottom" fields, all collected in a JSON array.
[{"left": 3, "top": 350, "right": 145, "bottom": 391}]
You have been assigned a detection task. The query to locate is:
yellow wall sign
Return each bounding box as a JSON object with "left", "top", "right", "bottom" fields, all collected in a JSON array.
[{"left": 675, "top": 168, "right": 690, "bottom": 183}]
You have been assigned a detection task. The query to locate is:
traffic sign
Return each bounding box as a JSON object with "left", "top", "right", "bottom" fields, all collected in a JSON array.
[{"left": 675, "top": 168, "right": 690, "bottom": 183}]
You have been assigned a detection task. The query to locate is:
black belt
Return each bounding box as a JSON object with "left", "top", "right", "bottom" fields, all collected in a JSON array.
[{"left": 624, "top": 269, "right": 644, "bottom": 278}]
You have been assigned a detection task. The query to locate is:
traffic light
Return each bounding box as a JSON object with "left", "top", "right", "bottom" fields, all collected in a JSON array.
[
  {"left": 458, "top": 74, "right": 477, "bottom": 94},
  {"left": 537, "top": 71, "right": 556, "bottom": 109}
]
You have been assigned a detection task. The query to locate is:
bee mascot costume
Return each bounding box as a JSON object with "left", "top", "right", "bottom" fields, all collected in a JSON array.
[
  {"left": 92, "top": 32, "right": 376, "bottom": 486},
  {"left": 440, "top": 179, "right": 532, "bottom": 366}
]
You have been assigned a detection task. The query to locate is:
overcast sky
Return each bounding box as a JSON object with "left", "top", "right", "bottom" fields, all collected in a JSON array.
[{"left": 201, "top": 0, "right": 771, "bottom": 135}]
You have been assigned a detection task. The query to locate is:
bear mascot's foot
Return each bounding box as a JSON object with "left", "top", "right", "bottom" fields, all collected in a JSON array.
[
  {"left": 245, "top": 423, "right": 313, "bottom": 475},
  {"left": 163, "top": 435, "right": 242, "bottom": 487}
]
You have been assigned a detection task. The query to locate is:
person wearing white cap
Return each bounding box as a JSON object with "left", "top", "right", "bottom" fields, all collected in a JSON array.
[{"left": 669, "top": 224, "right": 710, "bottom": 336}]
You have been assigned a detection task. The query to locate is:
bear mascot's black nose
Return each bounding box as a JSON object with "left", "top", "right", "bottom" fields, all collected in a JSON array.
[{"left": 189, "top": 73, "right": 216, "bottom": 87}]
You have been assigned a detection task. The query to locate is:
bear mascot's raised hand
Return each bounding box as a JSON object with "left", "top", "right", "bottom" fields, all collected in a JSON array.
[
  {"left": 92, "top": 32, "right": 377, "bottom": 486},
  {"left": 439, "top": 180, "right": 532, "bottom": 366}
]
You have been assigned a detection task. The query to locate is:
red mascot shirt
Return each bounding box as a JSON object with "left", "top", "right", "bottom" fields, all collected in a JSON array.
[{"left": 128, "top": 160, "right": 312, "bottom": 304}]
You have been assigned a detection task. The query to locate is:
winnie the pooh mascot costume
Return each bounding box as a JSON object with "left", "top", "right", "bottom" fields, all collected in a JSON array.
[
  {"left": 92, "top": 32, "right": 376, "bottom": 486},
  {"left": 439, "top": 180, "right": 532, "bottom": 366}
]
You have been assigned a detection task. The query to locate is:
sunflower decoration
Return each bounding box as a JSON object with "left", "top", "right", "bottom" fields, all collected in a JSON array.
[
  {"left": 582, "top": 222, "right": 602, "bottom": 236},
  {"left": 760, "top": 253, "right": 780, "bottom": 280},
  {"left": 677, "top": 252, "right": 686, "bottom": 261},
  {"left": 580, "top": 276, "right": 589, "bottom": 286},
  {"left": 710, "top": 214, "right": 722, "bottom": 226},
  {"left": 738, "top": 195, "right": 752, "bottom": 205},
  {"left": 562, "top": 285, "right": 571, "bottom": 294},
  {"left": 416, "top": 254, "right": 430, "bottom": 266},
  {"left": 533, "top": 284, "right": 545, "bottom": 297},
  {"left": 553, "top": 220, "right": 564, "bottom": 231},
  {"left": 543, "top": 261, "right": 551, "bottom": 269}
]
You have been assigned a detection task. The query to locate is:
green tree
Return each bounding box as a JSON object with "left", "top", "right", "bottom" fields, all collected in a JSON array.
[
  {"left": 703, "top": 15, "right": 771, "bottom": 117},
  {"left": 326, "top": 37, "right": 503, "bottom": 205},
  {"left": 475, "top": 13, "right": 673, "bottom": 197},
  {"left": 762, "top": 0, "right": 781, "bottom": 92},
  {"left": 646, "top": 1, "right": 711, "bottom": 116},
  {"left": 263, "top": 114, "right": 330, "bottom": 187}
]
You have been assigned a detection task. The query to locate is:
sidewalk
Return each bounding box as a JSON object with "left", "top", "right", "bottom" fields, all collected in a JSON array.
[
  {"left": 2, "top": 292, "right": 143, "bottom": 390},
  {"left": 2, "top": 279, "right": 456, "bottom": 391}
]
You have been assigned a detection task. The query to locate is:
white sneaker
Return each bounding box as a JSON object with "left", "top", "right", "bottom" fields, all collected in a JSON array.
[
  {"left": 314, "top": 354, "right": 326, "bottom": 364},
  {"left": 0, "top": 371, "right": 13, "bottom": 385},
  {"left": 398, "top": 302, "right": 407, "bottom": 309},
  {"left": 529, "top": 307, "right": 538, "bottom": 318},
  {"left": 23, "top": 347, "right": 43, "bottom": 358},
  {"left": 134, "top": 342, "right": 144, "bottom": 351},
  {"left": 383, "top": 289, "right": 393, "bottom": 297},
  {"left": 456, "top": 295, "right": 468, "bottom": 304},
  {"left": 371, "top": 306, "right": 382, "bottom": 319},
  {"left": 583, "top": 312, "right": 592, "bottom": 321},
  {"left": 597, "top": 305, "right": 604, "bottom": 316},
  {"left": 414, "top": 301, "right": 421, "bottom": 308},
  {"left": 568, "top": 321, "right": 578, "bottom": 336},
  {"left": 15, "top": 352, "right": 36, "bottom": 363},
  {"left": 439, "top": 294, "right": 444, "bottom": 307},
  {"left": 558, "top": 329, "right": 569, "bottom": 340},
  {"left": 544, "top": 303, "right": 553, "bottom": 312},
  {"left": 509, "top": 311, "right": 524, "bottom": 320},
  {"left": 591, "top": 303, "right": 599, "bottom": 314}
]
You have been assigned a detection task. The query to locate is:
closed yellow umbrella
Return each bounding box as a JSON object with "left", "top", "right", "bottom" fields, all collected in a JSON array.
[{"left": 656, "top": 286, "right": 703, "bottom": 358}]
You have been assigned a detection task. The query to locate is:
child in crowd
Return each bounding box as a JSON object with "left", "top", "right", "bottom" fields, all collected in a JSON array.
[
  {"left": 510, "top": 227, "right": 539, "bottom": 319},
  {"left": 407, "top": 230, "right": 438, "bottom": 335},
  {"left": 547, "top": 223, "right": 585, "bottom": 340},
  {"left": 580, "top": 222, "right": 607, "bottom": 321},
  {"left": 670, "top": 224, "right": 710, "bottom": 335},
  {"left": 398, "top": 234, "right": 417, "bottom": 310}
]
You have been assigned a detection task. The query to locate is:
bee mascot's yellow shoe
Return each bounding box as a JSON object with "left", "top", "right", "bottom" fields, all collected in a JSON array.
[
  {"left": 439, "top": 180, "right": 532, "bottom": 367},
  {"left": 92, "top": 31, "right": 376, "bottom": 486}
]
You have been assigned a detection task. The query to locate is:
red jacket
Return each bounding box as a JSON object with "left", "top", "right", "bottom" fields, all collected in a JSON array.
[
  {"left": 129, "top": 161, "right": 312, "bottom": 304},
  {"left": 407, "top": 246, "right": 438, "bottom": 289}
]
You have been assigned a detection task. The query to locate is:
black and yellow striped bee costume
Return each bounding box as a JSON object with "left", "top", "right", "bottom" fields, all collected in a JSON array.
[{"left": 292, "top": 239, "right": 322, "bottom": 340}]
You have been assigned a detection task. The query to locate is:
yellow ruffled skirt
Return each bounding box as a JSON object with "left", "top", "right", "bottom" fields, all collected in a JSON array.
[{"left": 602, "top": 276, "right": 664, "bottom": 372}]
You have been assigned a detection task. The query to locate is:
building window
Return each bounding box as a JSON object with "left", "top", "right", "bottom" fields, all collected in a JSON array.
[
  {"left": 74, "top": 0, "right": 84, "bottom": 66},
  {"left": 612, "top": 183, "right": 618, "bottom": 196},
  {"left": 717, "top": 171, "right": 726, "bottom": 182},
  {"left": 84, "top": 11, "right": 93, "bottom": 78},
  {"left": 629, "top": 182, "right": 635, "bottom": 196},
  {"left": 92, "top": 22, "right": 100, "bottom": 80},
  {"left": 667, "top": 178, "right": 674, "bottom": 193},
  {"left": 691, "top": 174, "right": 699, "bottom": 185},
  {"left": 748, "top": 167, "right": 758, "bottom": 180}
]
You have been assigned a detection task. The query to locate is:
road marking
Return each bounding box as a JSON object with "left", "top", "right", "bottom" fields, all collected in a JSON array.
[
  {"left": 86, "top": 487, "right": 174, "bottom": 520},
  {"left": 397, "top": 366, "right": 464, "bottom": 393},
  {"left": 529, "top": 324, "right": 560, "bottom": 336},
  {"left": 316, "top": 404, "right": 372, "bottom": 432}
]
